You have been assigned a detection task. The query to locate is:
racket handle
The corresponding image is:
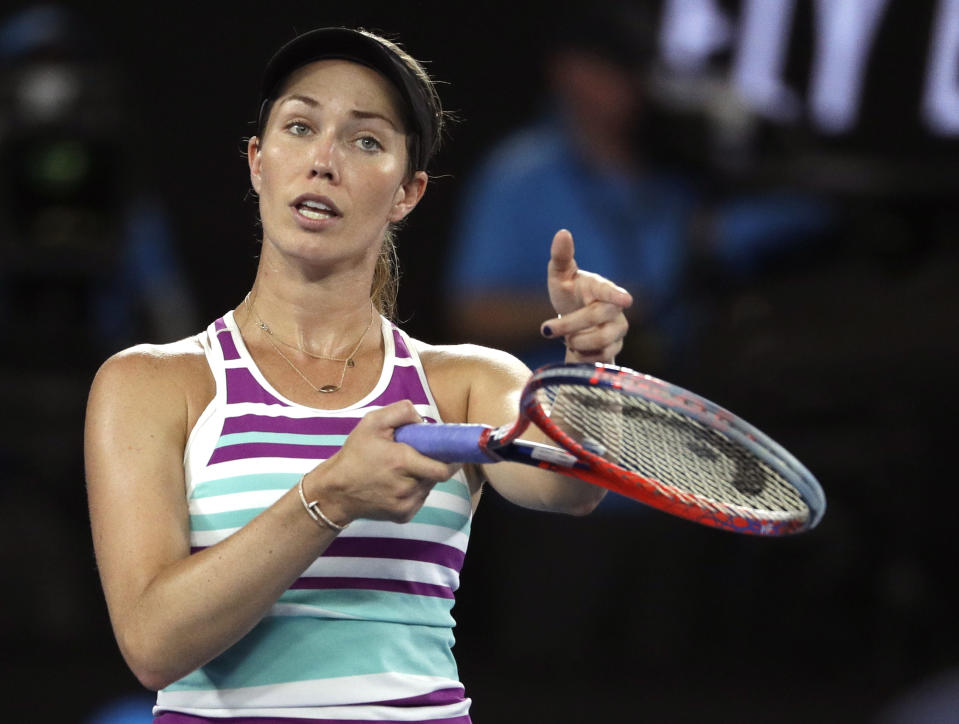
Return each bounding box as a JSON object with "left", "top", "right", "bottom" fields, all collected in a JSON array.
[{"left": 395, "top": 423, "right": 497, "bottom": 464}]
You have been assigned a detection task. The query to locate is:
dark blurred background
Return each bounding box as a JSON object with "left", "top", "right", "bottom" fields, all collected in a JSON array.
[{"left": 1, "top": 1, "right": 957, "bottom": 722}]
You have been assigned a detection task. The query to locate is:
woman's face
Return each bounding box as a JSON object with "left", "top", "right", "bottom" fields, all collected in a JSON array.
[{"left": 248, "top": 59, "right": 427, "bottom": 271}]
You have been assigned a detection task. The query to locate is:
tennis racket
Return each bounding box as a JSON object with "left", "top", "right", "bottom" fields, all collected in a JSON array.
[{"left": 395, "top": 362, "right": 824, "bottom": 536}]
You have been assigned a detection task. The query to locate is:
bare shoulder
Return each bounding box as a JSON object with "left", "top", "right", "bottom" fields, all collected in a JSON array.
[
  {"left": 413, "top": 339, "right": 526, "bottom": 372},
  {"left": 410, "top": 339, "right": 532, "bottom": 424},
  {"left": 88, "top": 336, "right": 213, "bottom": 435},
  {"left": 93, "top": 336, "right": 208, "bottom": 392}
]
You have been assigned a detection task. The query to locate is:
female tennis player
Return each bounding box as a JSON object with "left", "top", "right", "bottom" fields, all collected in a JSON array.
[{"left": 85, "top": 27, "right": 631, "bottom": 723}]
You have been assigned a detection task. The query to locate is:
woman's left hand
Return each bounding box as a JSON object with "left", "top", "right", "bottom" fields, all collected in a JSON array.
[{"left": 540, "top": 229, "right": 633, "bottom": 363}]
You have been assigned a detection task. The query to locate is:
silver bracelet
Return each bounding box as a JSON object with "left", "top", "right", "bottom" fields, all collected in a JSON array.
[{"left": 297, "top": 476, "right": 347, "bottom": 532}]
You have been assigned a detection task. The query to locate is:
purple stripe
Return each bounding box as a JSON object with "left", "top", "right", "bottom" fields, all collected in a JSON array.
[
  {"left": 225, "top": 367, "right": 289, "bottom": 406},
  {"left": 215, "top": 324, "right": 241, "bottom": 361},
  {"left": 369, "top": 365, "right": 429, "bottom": 406},
  {"left": 392, "top": 327, "right": 412, "bottom": 359},
  {"left": 209, "top": 442, "right": 337, "bottom": 464},
  {"left": 372, "top": 687, "right": 466, "bottom": 707},
  {"left": 325, "top": 537, "right": 465, "bottom": 570},
  {"left": 290, "top": 576, "right": 454, "bottom": 599},
  {"left": 191, "top": 540, "right": 465, "bottom": 573},
  {"left": 222, "top": 413, "right": 360, "bottom": 436},
  {"left": 156, "top": 715, "right": 470, "bottom": 724}
]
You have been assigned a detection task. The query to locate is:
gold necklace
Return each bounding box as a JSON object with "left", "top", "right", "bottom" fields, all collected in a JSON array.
[{"left": 245, "top": 292, "right": 376, "bottom": 394}]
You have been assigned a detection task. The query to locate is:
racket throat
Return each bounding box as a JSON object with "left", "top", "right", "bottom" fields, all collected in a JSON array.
[{"left": 495, "top": 438, "right": 586, "bottom": 471}]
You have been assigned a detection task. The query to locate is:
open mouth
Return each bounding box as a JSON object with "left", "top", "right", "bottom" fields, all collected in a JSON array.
[{"left": 295, "top": 198, "right": 340, "bottom": 221}]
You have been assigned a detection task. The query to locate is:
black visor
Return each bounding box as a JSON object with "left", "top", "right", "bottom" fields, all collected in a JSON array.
[{"left": 256, "top": 27, "right": 439, "bottom": 172}]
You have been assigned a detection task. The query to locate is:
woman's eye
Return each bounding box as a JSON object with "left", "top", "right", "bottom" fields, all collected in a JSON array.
[
  {"left": 288, "top": 122, "right": 310, "bottom": 136},
  {"left": 357, "top": 136, "right": 382, "bottom": 151}
]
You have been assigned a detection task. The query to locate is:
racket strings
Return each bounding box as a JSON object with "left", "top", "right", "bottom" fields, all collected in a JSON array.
[{"left": 537, "top": 385, "right": 808, "bottom": 518}]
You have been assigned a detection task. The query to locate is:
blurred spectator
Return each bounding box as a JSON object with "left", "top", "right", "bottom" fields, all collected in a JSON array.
[{"left": 445, "top": 2, "right": 835, "bottom": 374}]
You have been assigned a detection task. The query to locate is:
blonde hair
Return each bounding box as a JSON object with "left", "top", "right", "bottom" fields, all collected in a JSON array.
[{"left": 371, "top": 227, "right": 400, "bottom": 319}]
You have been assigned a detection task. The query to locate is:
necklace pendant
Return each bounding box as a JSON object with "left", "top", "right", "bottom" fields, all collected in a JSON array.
[
  {"left": 346, "top": 358, "right": 355, "bottom": 368},
  {"left": 318, "top": 384, "right": 341, "bottom": 393}
]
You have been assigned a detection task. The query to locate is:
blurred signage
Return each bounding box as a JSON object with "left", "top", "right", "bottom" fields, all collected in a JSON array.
[{"left": 660, "top": 0, "right": 959, "bottom": 137}]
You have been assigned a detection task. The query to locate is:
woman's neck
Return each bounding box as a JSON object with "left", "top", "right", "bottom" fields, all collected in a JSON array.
[{"left": 240, "top": 265, "right": 378, "bottom": 360}]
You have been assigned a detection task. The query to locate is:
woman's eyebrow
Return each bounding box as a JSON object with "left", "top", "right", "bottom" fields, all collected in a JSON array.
[
  {"left": 278, "top": 94, "right": 398, "bottom": 129},
  {"left": 279, "top": 93, "right": 319, "bottom": 108},
  {"left": 351, "top": 110, "right": 398, "bottom": 130}
]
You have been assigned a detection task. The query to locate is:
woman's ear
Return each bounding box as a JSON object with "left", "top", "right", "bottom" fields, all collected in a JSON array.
[
  {"left": 248, "top": 136, "right": 262, "bottom": 194},
  {"left": 388, "top": 171, "right": 429, "bottom": 223}
]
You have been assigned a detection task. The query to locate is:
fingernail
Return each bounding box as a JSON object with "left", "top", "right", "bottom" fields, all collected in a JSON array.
[{"left": 541, "top": 325, "right": 554, "bottom": 338}]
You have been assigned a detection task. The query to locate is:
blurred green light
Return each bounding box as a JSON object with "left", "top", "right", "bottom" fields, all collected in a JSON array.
[{"left": 28, "top": 141, "right": 91, "bottom": 190}]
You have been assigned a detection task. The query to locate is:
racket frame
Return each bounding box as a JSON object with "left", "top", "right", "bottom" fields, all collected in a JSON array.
[{"left": 512, "top": 363, "right": 825, "bottom": 536}]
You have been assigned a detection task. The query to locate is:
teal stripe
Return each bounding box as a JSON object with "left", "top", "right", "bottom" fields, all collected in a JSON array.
[
  {"left": 410, "top": 506, "right": 470, "bottom": 531},
  {"left": 216, "top": 432, "right": 348, "bottom": 448},
  {"left": 192, "top": 472, "right": 299, "bottom": 499},
  {"left": 278, "top": 588, "right": 455, "bottom": 628},
  {"left": 194, "top": 474, "right": 466, "bottom": 501},
  {"left": 433, "top": 477, "right": 471, "bottom": 501},
  {"left": 164, "top": 617, "right": 458, "bottom": 690}
]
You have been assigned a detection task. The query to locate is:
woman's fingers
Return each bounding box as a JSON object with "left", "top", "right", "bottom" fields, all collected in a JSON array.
[
  {"left": 309, "top": 402, "right": 457, "bottom": 525},
  {"left": 576, "top": 269, "right": 633, "bottom": 308},
  {"left": 543, "top": 229, "right": 633, "bottom": 363},
  {"left": 542, "top": 295, "right": 627, "bottom": 336}
]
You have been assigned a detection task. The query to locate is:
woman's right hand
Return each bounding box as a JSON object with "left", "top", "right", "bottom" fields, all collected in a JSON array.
[{"left": 305, "top": 401, "right": 459, "bottom": 526}]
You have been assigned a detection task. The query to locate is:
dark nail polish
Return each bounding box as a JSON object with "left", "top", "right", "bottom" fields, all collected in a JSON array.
[{"left": 541, "top": 325, "right": 554, "bottom": 338}]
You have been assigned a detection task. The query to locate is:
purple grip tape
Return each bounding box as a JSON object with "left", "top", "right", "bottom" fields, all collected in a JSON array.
[{"left": 394, "top": 423, "right": 497, "bottom": 464}]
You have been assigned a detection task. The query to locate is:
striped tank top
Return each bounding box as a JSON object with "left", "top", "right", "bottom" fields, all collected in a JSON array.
[{"left": 154, "top": 311, "right": 473, "bottom": 723}]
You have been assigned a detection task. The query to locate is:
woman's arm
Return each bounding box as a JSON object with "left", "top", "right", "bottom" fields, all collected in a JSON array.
[
  {"left": 86, "top": 344, "right": 453, "bottom": 690},
  {"left": 461, "top": 348, "right": 609, "bottom": 515},
  {"left": 452, "top": 230, "right": 632, "bottom": 514}
]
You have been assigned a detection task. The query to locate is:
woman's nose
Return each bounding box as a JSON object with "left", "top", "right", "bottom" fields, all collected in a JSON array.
[{"left": 310, "top": 136, "right": 340, "bottom": 182}]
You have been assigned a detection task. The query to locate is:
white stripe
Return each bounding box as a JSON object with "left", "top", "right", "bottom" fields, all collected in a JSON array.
[
  {"left": 422, "top": 490, "right": 472, "bottom": 517},
  {"left": 202, "top": 456, "right": 317, "bottom": 478},
  {"left": 340, "top": 522, "right": 470, "bottom": 551},
  {"left": 157, "top": 672, "right": 465, "bottom": 710},
  {"left": 204, "top": 401, "right": 443, "bottom": 422},
  {"left": 189, "top": 484, "right": 467, "bottom": 518},
  {"left": 189, "top": 488, "right": 285, "bottom": 514},
  {"left": 156, "top": 701, "right": 471, "bottom": 721},
  {"left": 302, "top": 557, "right": 455, "bottom": 587},
  {"left": 192, "top": 521, "right": 470, "bottom": 551},
  {"left": 213, "top": 400, "right": 375, "bottom": 419}
]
